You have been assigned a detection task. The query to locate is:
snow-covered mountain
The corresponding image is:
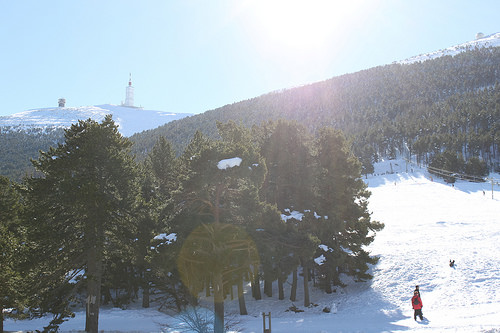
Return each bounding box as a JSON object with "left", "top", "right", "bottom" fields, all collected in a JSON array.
[
  {"left": 0, "top": 104, "right": 193, "bottom": 137},
  {"left": 399, "top": 32, "right": 500, "bottom": 64},
  {"left": 2, "top": 33, "right": 499, "bottom": 139}
]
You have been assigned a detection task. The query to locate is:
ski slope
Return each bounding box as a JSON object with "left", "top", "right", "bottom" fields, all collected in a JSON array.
[{"left": 5, "top": 159, "right": 500, "bottom": 332}]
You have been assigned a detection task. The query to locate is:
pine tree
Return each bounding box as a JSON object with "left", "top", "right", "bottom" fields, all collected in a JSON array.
[
  {"left": 24, "top": 116, "right": 138, "bottom": 332},
  {"left": 0, "top": 176, "right": 26, "bottom": 333},
  {"left": 255, "top": 120, "right": 319, "bottom": 304},
  {"left": 258, "top": 120, "right": 314, "bottom": 211},
  {"left": 140, "top": 136, "right": 186, "bottom": 310},
  {"left": 314, "top": 128, "right": 384, "bottom": 287},
  {"left": 175, "top": 123, "right": 272, "bottom": 333}
]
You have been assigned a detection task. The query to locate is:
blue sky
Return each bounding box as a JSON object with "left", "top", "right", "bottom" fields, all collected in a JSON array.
[{"left": 1, "top": 0, "right": 499, "bottom": 116}]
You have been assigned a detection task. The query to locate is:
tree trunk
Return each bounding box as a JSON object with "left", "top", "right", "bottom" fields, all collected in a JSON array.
[
  {"left": 206, "top": 276, "right": 212, "bottom": 297},
  {"left": 102, "top": 287, "right": 112, "bottom": 305},
  {"left": 85, "top": 246, "right": 102, "bottom": 333},
  {"left": 278, "top": 267, "right": 284, "bottom": 300},
  {"left": 264, "top": 276, "right": 273, "bottom": 297},
  {"left": 237, "top": 278, "right": 248, "bottom": 315},
  {"left": 325, "top": 271, "right": 332, "bottom": 294},
  {"left": 1, "top": 305, "right": 4, "bottom": 333},
  {"left": 142, "top": 283, "right": 150, "bottom": 308},
  {"left": 303, "top": 265, "right": 310, "bottom": 307},
  {"left": 290, "top": 268, "right": 297, "bottom": 302},
  {"left": 213, "top": 184, "right": 225, "bottom": 333},
  {"left": 213, "top": 273, "right": 224, "bottom": 333},
  {"left": 253, "top": 274, "right": 261, "bottom": 300}
]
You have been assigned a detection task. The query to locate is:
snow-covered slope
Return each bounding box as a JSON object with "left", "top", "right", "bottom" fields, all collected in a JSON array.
[
  {"left": 2, "top": 33, "right": 499, "bottom": 139},
  {"left": 5, "top": 159, "right": 500, "bottom": 332},
  {"left": 0, "top": 104, "right": 193, "bottom": 137},
  {"left": 399, "top": 32, "right": 500, "bottom": 64}
]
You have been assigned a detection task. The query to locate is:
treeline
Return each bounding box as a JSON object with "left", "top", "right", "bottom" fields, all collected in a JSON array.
[
  {"left": 428, "top": 151, "right": 489, "bottom": 183},
  {"left": 130, "top": 46, "right": 500, "bottom": 173},
  {"left": 0, "top": 127, "right": 66, "bottom": 180},
  {"left": 1, "top": 117, "right": 382, "bottom": 333}
]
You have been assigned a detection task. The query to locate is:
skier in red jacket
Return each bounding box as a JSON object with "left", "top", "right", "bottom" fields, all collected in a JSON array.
[{"left": 411, "top": 290, "right": 423, "bottom": 321}]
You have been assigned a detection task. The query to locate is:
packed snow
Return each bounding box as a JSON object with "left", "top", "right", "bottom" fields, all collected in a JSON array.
[
  {"left": 5, "top": 159, "right": 500, "bottom": 332},
  {"left": 0, "top": 104, "right": 192, "bottom": 137},
  {"left": 280, "top": 209, "right": 304, "bottom": 222},
  {"left": 153, "top": 233, "right": 177, "bottom": 243},
  {"left": 217, "top": 157, "right": 243, "bottom": 170}
]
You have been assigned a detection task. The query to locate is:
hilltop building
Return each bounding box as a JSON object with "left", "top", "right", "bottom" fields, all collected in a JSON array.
[{"left": 122, "top": 74, "right": 140, "bottom": 108}]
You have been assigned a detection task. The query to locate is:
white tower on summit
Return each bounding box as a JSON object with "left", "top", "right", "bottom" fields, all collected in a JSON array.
[{"left": 124, "top": 74, "right": 134, "bottom": 107}]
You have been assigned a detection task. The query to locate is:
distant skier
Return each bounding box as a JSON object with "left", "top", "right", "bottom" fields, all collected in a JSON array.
[
  {"left": 414, "top": 285, "right": 420, "bottom": 296},
  {"left": 449, "top": 259, "right": 455, "bottom": 267},
  {"left": 411, "top": 290, "right": 424, "bottom": 321}
]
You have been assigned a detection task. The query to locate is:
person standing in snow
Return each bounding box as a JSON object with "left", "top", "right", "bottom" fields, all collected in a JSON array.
[{"left": 411, "top": 290, "right": 424, "bottom": 321}]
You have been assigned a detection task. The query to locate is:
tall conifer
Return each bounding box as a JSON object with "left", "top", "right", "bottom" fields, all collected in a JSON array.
[{"left": 25, "top": 116, "right": 138, "bottom": 332}]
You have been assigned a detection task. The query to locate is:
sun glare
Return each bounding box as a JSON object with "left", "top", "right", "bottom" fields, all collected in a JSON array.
[
  {"left": 244, "top": 0, "right": 365, "bottom": 52},
  {"left": 237, "top": 0, "right": 375, "bottom": 83}
]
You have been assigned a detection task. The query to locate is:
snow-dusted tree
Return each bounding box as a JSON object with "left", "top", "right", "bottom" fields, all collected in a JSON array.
[
  {"left": 139, "top": 136, "right": 191, "bottom": 310},
  {"left": 254, "top": 122, "right": 383, "bottom": 303},
  {"left": 254, "top": 120, "right": 319, "bottom": 304},
  {"left": 25, "top": 116, "right": 138, "bottom": 333},
  {"left": 175, "top": 122, "right": 274, "bottom": 333},
  {"left": 314, "top": 128, "right": 384, "bottom": 288},
  {"left": 253, "top": 120, "right": 304, "bottom": 299}
]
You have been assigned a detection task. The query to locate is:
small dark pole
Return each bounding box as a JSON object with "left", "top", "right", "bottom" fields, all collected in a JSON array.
[{"left": 262, "top": 312, "right": 271, "bottom": 333}]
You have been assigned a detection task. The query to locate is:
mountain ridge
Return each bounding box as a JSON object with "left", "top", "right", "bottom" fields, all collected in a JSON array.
[
  {"left": 1, "top": 33, "right": 498, "bottom": 138},
  {"left": 2, "top": 33, "right": 500, "bottom": 181},
  {"left": 0, "top": 104, "right": 193, "bottom": 137},
  {"left": 398, "top": 32, "right": 500, "bottom": 64}
]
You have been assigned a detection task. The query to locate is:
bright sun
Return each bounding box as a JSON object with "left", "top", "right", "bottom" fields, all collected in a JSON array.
[
  {"left": 244, "top": 0, "right": 366, "bottom": 52},
  {"left": 231, "top": 0, "right": 376, "bottom": 85}
]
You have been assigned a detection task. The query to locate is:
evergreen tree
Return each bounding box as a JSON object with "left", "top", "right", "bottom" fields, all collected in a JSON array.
[
  {"left": 24, "top": 116, "right": 138, "bottom": 333},
  {"left": 0, "top": 176, "right": 26, "bottom": 333},
  {"left": 465, "top": 156, "right": 488, "bottom": 179},
  {"left": 254, "top": 120, "right": 324, "bottom": 305},
  {"left": 258, "top": 120, "right": 314, "bottom": 211},
  {"left": 175, "top": 123, "right": 271, "bottom": 333},
  {"left": 290, "top": 212, "right": 321, "bottom": 306},
  {"left": 429, "top": 150, "right": 465, "bottom": 182},
  {"left": 314, "top": 128, "right": 384, "bottom": 287},
  {"left": 141, "top": 137, "right": 188, "bottom": 310}
]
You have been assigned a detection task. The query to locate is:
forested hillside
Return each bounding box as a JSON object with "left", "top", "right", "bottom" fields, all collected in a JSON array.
[
  {"left": 1, "top": 46, "right": 499, "bottom": 182},
  {"left": 0, "top": 127, "right": 65, "bottom": 180},
  {"left": 131, "top": 46, "right": 500, "bottom": 173}
]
